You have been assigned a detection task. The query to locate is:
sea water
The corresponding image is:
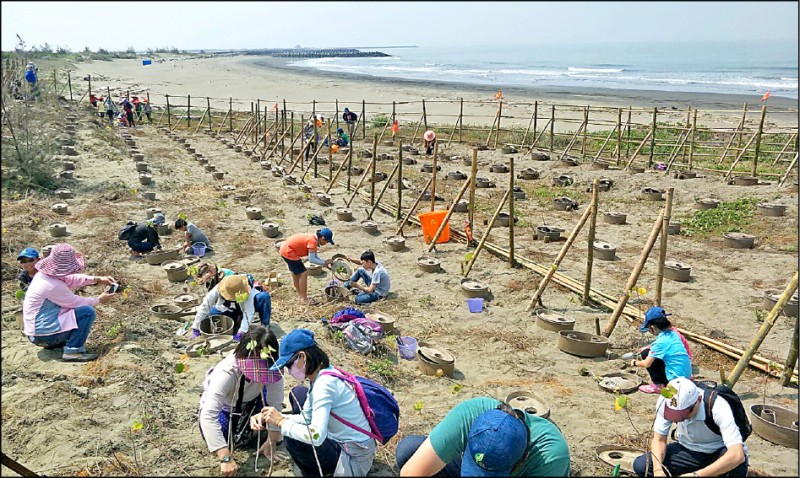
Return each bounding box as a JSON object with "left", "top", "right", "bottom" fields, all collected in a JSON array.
[{"left": 289, "top": 40, "right": 798, "bottom": 99}]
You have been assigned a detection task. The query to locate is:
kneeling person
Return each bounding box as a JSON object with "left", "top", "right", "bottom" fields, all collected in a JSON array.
[
  {"left": 344, "top": 251, "right": 390, "bottom": 305},
  {"left": 191, "top": 275, "right": 272, "bottom": 341},
  {"left": 396, "top": 396, "right": 570, "bottom": 476}
]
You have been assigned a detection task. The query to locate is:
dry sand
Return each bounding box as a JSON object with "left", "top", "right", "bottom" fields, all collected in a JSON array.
[{"left": 1, "top": 55, "right": 798, "bottom": 477}]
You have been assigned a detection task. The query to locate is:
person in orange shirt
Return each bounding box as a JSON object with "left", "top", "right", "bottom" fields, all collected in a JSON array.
[{"left": 279, "top": 228, "right": 335, "bottom": 305}]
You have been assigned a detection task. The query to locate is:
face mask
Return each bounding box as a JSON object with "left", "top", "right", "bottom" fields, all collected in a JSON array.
[{"left": 288, "top": 355, "right": 306, "bottom": 382}]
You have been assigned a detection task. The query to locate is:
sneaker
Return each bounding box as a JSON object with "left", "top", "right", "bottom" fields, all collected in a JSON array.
[
  {"left": 639, "top": 383, "right": 664, "bottom": 394},
  {"left": 62, "top": 352, "right": 98, "bottom": 362}
]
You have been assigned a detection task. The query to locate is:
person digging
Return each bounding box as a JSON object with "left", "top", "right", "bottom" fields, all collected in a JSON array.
[{"left": 279, "top": 228, "right": 335, "bottom": 306}]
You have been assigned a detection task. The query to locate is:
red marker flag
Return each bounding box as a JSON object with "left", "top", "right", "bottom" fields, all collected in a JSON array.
[
  {"left": 761, "top": 91, "right": 771, "bottom": 102},
  {"left": 391, "top": 120, "right": 399, "bottom": 135}
]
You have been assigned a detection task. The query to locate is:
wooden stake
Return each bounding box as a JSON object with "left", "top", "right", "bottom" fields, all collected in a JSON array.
[
  {"left": 737, "top": 102, "right": 748, "bottom": 152},
  {"left": 624, "top": 129, "right": 654, "bottom": 170},
  {"left": 335, "top": 99, "right": 339, "bottom": 133},
  {"left": 752, "top": 105, "right": 767, "bottom": 178},
  {"left": 207, "top": 97, "right": 212, "bottom": 132},
  {"left": 723, "top": 133, "right": 757, "bottom": 179},
  {"left": 346, "top": 156, "right": 376, "bottom": 207},
  {"left": 166, "top": 95, "right": 171, "bottom": 129},
  {"left": 371, "top": 134, "right": 378, "bottom": 205},
  {"left": 229, "top": 97, "right": 233, "bottom": 132},
  {"left": 688, "top": 109, "right": 697, "bottom": 170},
  {"left": 581, "top": 106, "right": 589, "bottom": 160},
  {"left": 463, "top": 189, "right": 512, "bottom": 277},
  {"left": 1, "top": 452, "right": 38, "bottom": 477},
  {"left": 422, "top": 99, "right": 428, "bottom": 136},
  {"left": 397, "top": 141, "right": 403, "bottom": 219},
  {"left": 549, "top": 105, "right": 555, "bottom": 152},
  {"left": 654, "top": 188, "right": 675, "bottom": 306},
  {"left": 625, "top": 107, "right": 632, "bottom": 159},
  {"left": 67, "top": 70, "right": 72, "bottom": 101},
  {"left": 459, "top": 98, "right": 464, "bottom": 143},
  {"left": 325, "top": 143, "right": 354, "bottom": 193},
  {"left": 778, "top": 153, "right": 798, "bottom": 186},
  {"left": 508, "top": 155, "right": 515, "bottom": 267},
  {"left": 522, "top": 102, "right": 537, "bottom": 147},
  {"left": 780, "top": 317, "right": 799, "bottom": 386},
  {"left": 602, "top": 210, "right": 665, "bottom": 337},
  {"left": 327, "top": 118, "right": 333, "bottom": 179},
  {"left": 187, "top": 95, "right": 191, "bottom": 129},
  {"left": 771, "top": 132, "right": 797, "bottom": 166},
  {"left": 649, "top": 107, "right": 657, "bottom": 167},
  {"left": 361, "top": 99, "right": 366, "bottom": 140},
  {"left": 615, "top": 108, "right": 622, "bottom": 164},
  {"left": 526, "top": 204, "right": 594, "bottom": 311},
  {"left": 426, "top": 176, "right": 474, "bottom": 251},
  {"left": 558, "top": 121, "right": 587, "bottom": 161},
  {"left": 582, "top": 179, "right": 600, "bottom": 305},
  {"left": 494, "top": 99, "right": 502, "bottom": 149},
  {"left": 727, "top": 272, "right": 798, "bottom": 388},
  {"left": 396, "top": 177, "right": 434, "bottom": 237},
  {"left": 367, "top": 162, "right": 400, "bottom": 220},
  {"left": 430, "top": 141, "right": 438, "bottom": 212},
  {"left": 469, "top": 148, "right": 478, "bottom": 228},
  {"left": 347, "top": 135, "right": 353, "bottom": 191}
]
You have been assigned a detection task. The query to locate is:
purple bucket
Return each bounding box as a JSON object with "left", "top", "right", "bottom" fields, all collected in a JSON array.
[
  {"left": 191, "top": 242, "right": 207, "bottom": 257},
  {"left": 397, "top": 336, "right": 418, "bottom": 360}
]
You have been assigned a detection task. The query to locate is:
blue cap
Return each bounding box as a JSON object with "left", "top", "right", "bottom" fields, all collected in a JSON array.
[
  {"left": 270, "top": 329, "right": 317, "bottom": 371},
  {"left": 640, "top": 306, "right": 670, "bottom": 332},
  {"left": 17, "top": 247, "right": 40, "bottom": 260},
  {"left": 318, "top": 227, "right": 334, "bottom": 245},
  {"left": 460, "top": 408, "right": 529, "bottom": 476}
]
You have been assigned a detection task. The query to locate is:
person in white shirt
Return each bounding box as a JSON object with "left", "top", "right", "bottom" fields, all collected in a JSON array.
[
  {"left": 633, "top": 377, "right": 748, "bottom": 477},
  {"left": 198, "top": 325, "right": 284, "bottom": 477},
  {"left": 250, "top": 329, "right": 376, "bottom": 476}
]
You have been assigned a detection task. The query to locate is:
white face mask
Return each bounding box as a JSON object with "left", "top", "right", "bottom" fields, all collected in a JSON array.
[{"left": 288, "top": 354, "right": 306, "bottom": 382}]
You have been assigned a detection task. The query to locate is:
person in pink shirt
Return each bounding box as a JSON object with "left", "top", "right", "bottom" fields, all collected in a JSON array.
[{"left": 22, "top": 243, "right": 118, "bottom": 362}]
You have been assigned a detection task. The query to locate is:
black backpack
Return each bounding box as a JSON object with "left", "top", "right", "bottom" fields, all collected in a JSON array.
[
  {"left": 695, "top": 381, "right": 752, "bottom": 442},
  {"left": 118, "top": 221, "right": 137, "bottom": 241}
]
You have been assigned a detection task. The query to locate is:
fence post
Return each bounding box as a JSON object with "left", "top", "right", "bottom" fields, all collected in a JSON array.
[
  {"left": 549, "top": 105, "right": 555, "bottom": 152},
  {"left": 581, "top": 106, "right": 589, "bottom": 159},
  {"left": 87, "top": 75, "right": 92, "bottom": 104},
  {"left": 397, "top": 142, "right": 403, "bottom": 220},
  {"left": 187, "top": 94, "right": 191, "bottom": 129},
  {"left": 229, "top": 97, "right": 233, "bottom": 132},
  {"left": 459, "top": 98, "right": 464, "bottom": 143},
  {"left": 688, "top": 108, "right": 697, "bottom": 170},
  {"left": 615, "top": 108, "right": 622, "bottom": 164},
  {"left": 508, "top": 155, "right": 515, "bottom": 267},
  {"left": 207, "top": 97, "right": 212, "bottom": 132},
  {"left": 166, "top": 95, "right": 171, "bottom": 129},
  {"left": 495, "top": 99, "right": 502, "bottom": 149},
  {"left": 625, "top": 106, "right": 632, "bottom": 158},
  {"left": 583, "top": 179, "right": 600, "bottom": 305},
  {"left": 655, "top": 188, "right": 675, "bottom": 306},
  {"left": 361, "top": 99, "right": 366, "bottom": 140},
  {"left": 67, "top": 71, "right": 72, "bottom": 102},
  {"left": 335, "top": 99, "right": 339, "bottom": 133},
  {"left": 649, "top": 107, "right": 657, "bottom": 167},
  {"left": 422, "top": 99, "right": 428, "bottom": 135},
  {"left": 752, "top": 105, "right": 767, "bottom": 178},
  {"left": 53, "top": 70, "right": 57, "bottom": 96}
]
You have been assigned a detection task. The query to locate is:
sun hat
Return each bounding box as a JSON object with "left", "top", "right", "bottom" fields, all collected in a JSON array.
[
  {"left": 318, "top": 227, "right": 335, "bottom": 245},
  {"left": 424, "top": 130, "right": 436, "bottom": 142},
  {"left": 236, "top": 356, "right": 283, "bottom": 384},
  {"left": 640, "top": 306, "right": 671, "bottom": 332},
  {"left": 17, "top": 247, "right": 40, "bottom": 260},
  {"left": 270, "top": 329, "right": 317, "bottom": 371},
  {"left": 662, "top": 377, "right": 701, "bottom": 422},
  {"left": 35, "top": 243, "right": 85, "bottom": 277},
  {"left": 460, "top": 408, "right": 529, "bottom": 476},
  {"left": 218, "top": 275, "right": 251, "bottom": 301},
  {"left": 151, "top": 213, "right": 166, "bottom": 225}
]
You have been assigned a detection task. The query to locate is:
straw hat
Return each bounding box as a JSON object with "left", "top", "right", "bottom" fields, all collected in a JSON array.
[
  {"left": 35, "top": 243, "right": 85, "bottom": 277},
  {"left": 217, "top": 275, "right": 250, "bottom": 301},
  {"left": 424, "top": 130, "right": 436, "bottom": 141}
]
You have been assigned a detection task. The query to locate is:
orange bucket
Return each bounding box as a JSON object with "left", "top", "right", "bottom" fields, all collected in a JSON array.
[{"left": 418, "top": 210, "right": 450, "bottom": 244}]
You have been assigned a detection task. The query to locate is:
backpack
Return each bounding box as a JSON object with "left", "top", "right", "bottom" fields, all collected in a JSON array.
[
  {"left": 320, "top": 367, "right": 399, "bottom": 445},
  {"left": 118, "top": 221, "right": 137, "bottom": 240},
  {"left": 308, "top": 214, "right": 326, "bottom": 226},
  {"left": 695, "top": 381, "right": 752, "bottom": 442}
]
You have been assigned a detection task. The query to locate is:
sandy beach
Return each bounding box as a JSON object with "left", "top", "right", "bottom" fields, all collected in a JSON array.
[
  {"left": 71, "top": 55, "right": 798, "bottom": 135},
  {"left": 1, "top": 53, "right": 797, "bottom": 477}
]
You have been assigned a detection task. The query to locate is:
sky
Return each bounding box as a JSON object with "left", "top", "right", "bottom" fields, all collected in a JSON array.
[{"left": 1, "top": 1, "right": 797, "bottom": 52}]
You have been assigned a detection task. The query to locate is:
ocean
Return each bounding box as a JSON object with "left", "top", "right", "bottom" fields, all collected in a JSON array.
[{"left": 288, "top": 40, "right": 798, "bottom": 99}]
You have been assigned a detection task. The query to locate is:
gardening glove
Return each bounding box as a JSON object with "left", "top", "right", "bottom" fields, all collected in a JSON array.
[
  {"left": 190, "top": 328, "right": 201, "bottom": 339},
  {"left": 232, "top": 332, "right": 244, "bottom": 342}
]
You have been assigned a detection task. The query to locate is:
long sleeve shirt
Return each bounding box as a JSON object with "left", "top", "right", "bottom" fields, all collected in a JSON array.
[
  {"left": 128, "top": 223, "right": 160, "bottom": 246},
  {"left": 22, "top": 273, "right": 99, "bottom": 337},
  {"left": 199, "top": 354, "right": 284, "bottom": 453},
  {"left": 192, "top": 284, "right": 259, "bottom": 335}
]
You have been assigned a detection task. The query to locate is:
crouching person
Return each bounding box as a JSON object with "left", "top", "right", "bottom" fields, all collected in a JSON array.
[
  {"left": 191, "top": 275, "right": 272, "bottom": 340},
  {"left": 250, "top": 329, "right": 378, "bottom": 476},
  {"left": 22, "top": 243, "right": 118, "bottom": 362},
  {"left": 198, "top": 325, "right": 284, "bottom": 477},
  {"left": 396, "top": 396, "right": 570, "bottom": 476},
  {"left": 344, "top": 251, "right": 391, "bottom": 305}
]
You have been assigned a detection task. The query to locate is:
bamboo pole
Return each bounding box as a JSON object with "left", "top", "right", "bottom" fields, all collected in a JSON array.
[
  {"left": 367, "top": 162, "right": 400, "bottom": 220},
  {"left": 737, "top": 102, "right": 748, "bottom": 152},
  {"left": 1, "top": 452, "right": 38, "bottom": 477},
  {"left": 396, "top": 177, "right": 434, "bottom": 237},
  {"left": 752, "top": 105, "right": 767, "bottom": 178},
  {"left": 648, "top": 107, "right": 657, "bottom": 167},
  {"left": 508, "top": 155, "right": 515, "bottom": 267},
  {"left": 463, "top": 189, "right": 512, "bottom": 277},
  {"left": 410, "top": 114, "right": 424, "bottom": 147},
  {"left": 778, "top": 153, "right": 798, "bottom": 187},
  {"left": 335, "top": 99, "right": 339, "bottom": 133},
  {"left": 447, "top": 109, "right": 460, "bottom": 147},
  {"left": 717, "top": 104, "right": 749, "bottom": 165},
  {"left": 216, "top": 109, "right": 230, "bottom": 135},
  {"left": 582, "top": 179, "right": 599, "bottom": 305},
  {"left": 557, "top": 122, "right": 587, "bottom": 162},
  {"left": 430, "top": 142, "right": 438, "bottom": 212},
  {"left": 264, "top": 129, "right": 292, "bottom": 160},
  {"left": 346, "top": 135, "right": 354, "bottom": 191},
  {"left": 581, "top": 106, "right": 589, "bottom": 159},
  {"left": 485, "top": 103, "right": 501, "bottom": 146},
  {"left": 723, "top": 133, "right": 758, "bottom": 179},
  {"left": 370, "top": 134, "right": 378, "bottom": 205},
  {"left": 469, "top": 148, "right": 477, "bottom": 229},
  {"left": 397, "top": 142, "right": 403, "bottom": 219},
  {"left": 325, "top": 143, "right": 355, "bottom": 193},
  {"left": 624, "top": 129, "right": 654, "bottom": 170},
  {"left": 194, "top": 107, "right": 208, "bottom": 134},
  {"left": 87, "top": 74, "right": 92, "bottom": 104},
  {"left": 591, "top": 124, "right": 619, "bottom": 162},
  {"left": 663, "top": 127, "right": 693, "bottom": 172},
  {"left": 780, "top": 317, "right": 799, "bottom": 386},
  {"left": 727, "top": 272, "right": 798, "bottom": 388},
  {"left": 346, "top": 156, "right": 377, "bottom": 207},
  {"left": 549, "top": 105, "right": 555, "bottom": 152},
  {"left": 362, "top": 99, "right": 366, "bottom": 140},
  {"left": 522, "top": 102, "right": 537, "bottom": 147},
  {"left": 187, "top": 94, "right": 191, "bottom": 129},
  {"left": 526, "top": 204, "right": 594, "bottom": 311},
  {"left": 327, "top": 119, "right": 334, "bottom": 179},
  {"left": 494, "top": 99, "right": 502, "bottom": 149},
  {"left": 426, "top": 176, "right": 474, "bottom": 252},
  {"left": 602, "top": 211, "right": 665, "bottom": 337},
  {"left": 771, "top": 133, "right": 797, "bottom": 166},
  {"left": 459, "top": 98, "right": 464, "bottom": 143},
  {"left": 654, "top": 188, "right": 675, "bottom": 306},
  {"left": 67, "top": 70, "right": 72, "bottom": 101},
  {"left": 207, "top": 97, "right": 213, "bottom": 132},
  {"left": 615, "top": 108, "right": 622, "bottom": 164},
  {"left": 166, "top": 95, "right": 171, "bottom": 129},
  {"left": 274, "top": 131, "right": 303, "bottom": 165},
  {"left": 688, "top": 109, "right": 697, "bottom": 170},
  {"left": 422, "top": 99, "right": 428, "bottom": 138},
  {"left": 229, "top": 97, "right": 233, "bottom": 132},
  {"left": 625, "top": 107, "right": 632, "bottom": 159},
  {"left": 529, "top": 118, "right": 552, "bottom": 151}
]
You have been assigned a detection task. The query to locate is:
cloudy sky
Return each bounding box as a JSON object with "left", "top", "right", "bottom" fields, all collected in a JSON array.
[{"left": 2, "top": 1, "right": 797, "bottom": 52}]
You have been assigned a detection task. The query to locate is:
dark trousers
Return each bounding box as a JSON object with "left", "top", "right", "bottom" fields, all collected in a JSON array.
[
  {"left": 126, "top": 111, "right": 135, "bottom": 127},
  {"left": 396, "top": 435, "right": 462, "bottom": 477},
  {"left": 641, "top": 347, "right": 668, "bottom": 386},
  {"left": 284, "top": 384, "right": 342, "bottom": 477},
  {"left": 633, "top": 442, "right": 748, "bottom": 477},
  {"left": 128, "top": 239, "right": 157, "bottom": 253}
]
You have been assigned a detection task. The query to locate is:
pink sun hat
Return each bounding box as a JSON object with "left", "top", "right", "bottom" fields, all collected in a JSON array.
[
  {"left": 35, "top": 243, "right": 85, "bottom": 277},
  {"left": 424, "top": 130, "right": 436, "bottom": 142}
]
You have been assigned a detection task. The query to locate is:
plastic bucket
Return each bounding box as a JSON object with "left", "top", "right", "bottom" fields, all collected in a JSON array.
[
  {"left": 191, "top": 242, "right": 207, "bottom": 257},
  {"left": 417, "top": 210, "right": 450, "bottom": 244},
  {"left": 397, "top": 336, "right": 418, "bottom": 360},
  {"left": 467, "top": 298, "right": 484, "bottom": 313}
]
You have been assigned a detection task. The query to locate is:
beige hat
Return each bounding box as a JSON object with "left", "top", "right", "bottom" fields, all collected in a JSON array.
[{"left": 218, "top": 275, "right": 250, "bottom": 301}]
